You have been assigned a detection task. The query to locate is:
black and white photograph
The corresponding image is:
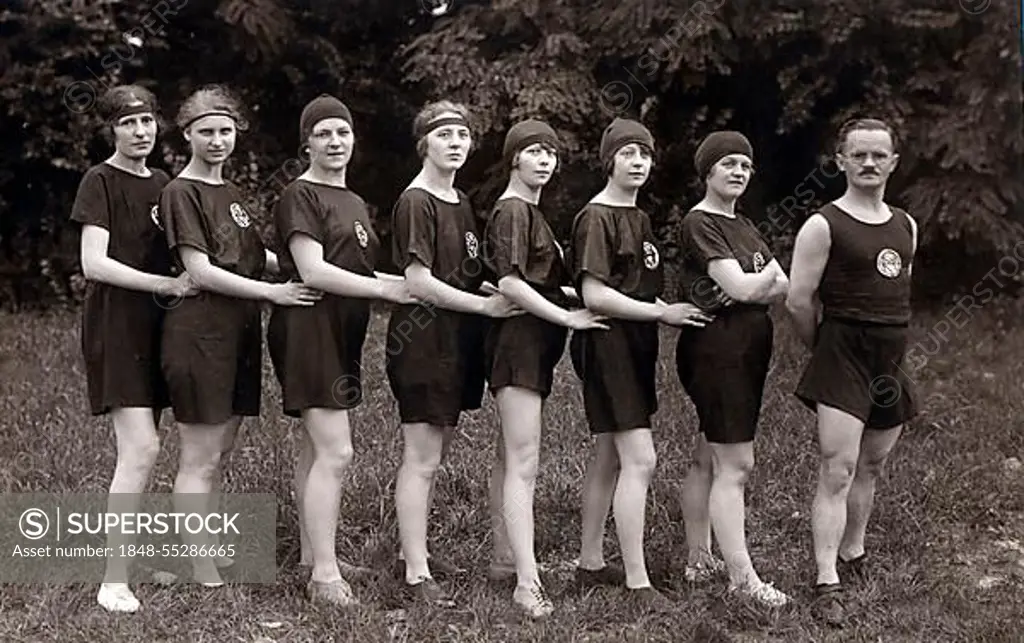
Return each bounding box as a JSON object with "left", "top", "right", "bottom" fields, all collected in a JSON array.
[{"left": 0, "top": 0, "right": 1022, "bottom": 640}]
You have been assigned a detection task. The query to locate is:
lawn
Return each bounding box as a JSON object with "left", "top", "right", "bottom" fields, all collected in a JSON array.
[{"left": 0, "top": 297, "right": 1021, "bottom": 642}]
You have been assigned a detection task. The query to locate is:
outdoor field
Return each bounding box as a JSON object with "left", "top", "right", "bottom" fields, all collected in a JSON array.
[{"left": 0, "top": 295, "right": 1021, "bottom": 643}]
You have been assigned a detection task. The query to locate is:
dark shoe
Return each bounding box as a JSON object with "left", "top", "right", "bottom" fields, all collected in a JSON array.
[
  {"left": 627, "top": 586, "right": 674, "bottom": 613},
  {"left": 406, "top": 576, "right": 455, "bottom": 607},
  {"left": 301, "top": 558, "right": 378, "bottom": 582},
  {"left": 336, "top": 559, "right": 379, "bottom": 582},
  {"left": 839, "top": 553, "right": 868, "bottom": 583},
  {"left": 307, "top": 578, "right": 359, "bottom": 607},
  {"left": 575, "top": 563, "right": 625, "bottom": 589},
  {"left": 814, "top": 583, "right": 846, "bottom": 627}
]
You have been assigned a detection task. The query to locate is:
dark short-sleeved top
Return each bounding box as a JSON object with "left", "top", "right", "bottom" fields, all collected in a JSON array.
[
  {"left": 161, "top": 177, "right": 266, "bottom": 279},
  {"left": 70, "top": 163, "right": 172, "bottom": 275},
  {"left": 817, "top": 203, "right": 914, "bottom": 324},
  {"left": 678, "top": 208, "right": 775, "bottom": 311},
  {"left": 484, "top": 197, "right": 570, "bottom": 303},
  {"left": 569, "top": 203, "right": 664, "bottom": 304},
  {"left": 391, "top": 187, "right": 485, "bottom": 293},
  {"left": 274, "top": 179, "right": 379, "bottom": 280}
]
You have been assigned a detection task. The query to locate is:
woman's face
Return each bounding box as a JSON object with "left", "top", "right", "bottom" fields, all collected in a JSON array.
[
  {"left": 706, "top": 153, "right": 753, "bottom": 201},
  {"left": 609, "top": 143, "right": 652, "bottom": 189},
  {"left": 423, "top": 113, "right": 472, "bottom": 172},
  {"left": 308, "top": 117, "right": 354, "bottom": 173},
  {"left": 185, "top": 114, "right": 237, "bottom": 165},
  {"left": 112, "top": 112, "right": 157, "bottom": 159},
  {"left": 513, "top": 143, "right": 558, "bottom": 188}
]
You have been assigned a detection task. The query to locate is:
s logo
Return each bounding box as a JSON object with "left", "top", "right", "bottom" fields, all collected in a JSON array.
[{"left": 150, "top": 204, "right": 162, "bottom": 230}]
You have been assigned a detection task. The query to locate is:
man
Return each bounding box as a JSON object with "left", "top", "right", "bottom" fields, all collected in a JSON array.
[{"left": 786, "top": 118, "right": 918, "bottom": 627}]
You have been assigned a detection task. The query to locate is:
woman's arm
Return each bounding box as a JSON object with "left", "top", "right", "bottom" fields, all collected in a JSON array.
[
  {"left": 706, "top": 258, "right": 779, "bottom": 304},
  {"left": 497, "top": 274, "right": 583, "bottom": 327},
  {"left": 180, "top": 246, "right": 282, "bottom": 301},
  {"left": 81, "top": 225, "right": 188, "bottom": 296},
  {"left": 291, "top": 234, "right": 405, "bottom": 302},
  {"left": 580, "top": 275, "right": 664, "bottom": 322},
  {"left": 405, "top": 261, "right": 507, "bottom": 316}
]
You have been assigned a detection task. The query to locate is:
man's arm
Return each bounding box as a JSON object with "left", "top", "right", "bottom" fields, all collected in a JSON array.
[{"left": 785, "top": 214, "right": 831, "bottom": 348}]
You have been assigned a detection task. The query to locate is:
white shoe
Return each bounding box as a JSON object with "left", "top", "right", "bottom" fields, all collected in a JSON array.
[
  {"left": 729, "top": 579, "right": 791, "bottom": 607},
  {"left": 97, "top": 583, "right": 140, "bottom": 613},
  {"left": 513, "top": 582, "right": 554, "bottom": 619}
]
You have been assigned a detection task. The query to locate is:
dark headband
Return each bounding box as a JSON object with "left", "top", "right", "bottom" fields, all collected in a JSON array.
[
  {"left": 415, "top": 115, "right": 470, "bottom": 140},
  {"left": 110, "top": 100, "right": 154, "bottom": 123},
  {"left": 181, "top": 109, "right": 238, "bottom": 130}
]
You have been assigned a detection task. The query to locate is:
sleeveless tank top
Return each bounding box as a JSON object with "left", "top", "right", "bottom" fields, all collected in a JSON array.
[{"left": 817, "top": 203, "right": 914, "bottom": 324}]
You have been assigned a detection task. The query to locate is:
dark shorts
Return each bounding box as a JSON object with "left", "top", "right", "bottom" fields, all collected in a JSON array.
[
  {"left": 570, "top": 320, "right": 659, "bottom": 434},
  {"left": 161, "top": 293, "right": 263, "bottom": 425},
  {"left": 267, "top": 296, "right": 371, "bottom": 418},
  {"left": 485, "top": 314, "right": 568, "bottom": 398},
  {"left": 385, "top": 304, "right": 488, "bottom": 427},
  {"left": 81, "top": 284, "right": 170, "bottom": 415},
  {"left": 795, "top": 316, "right": 917, "bottom": 430},
  {"left": 676, "top": 306, "right": 773, "bottom": 444}
]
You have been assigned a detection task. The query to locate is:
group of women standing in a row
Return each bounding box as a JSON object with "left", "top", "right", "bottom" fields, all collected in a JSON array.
[{"left": 74, "top": 84, "right": 792, "bottom": 618}]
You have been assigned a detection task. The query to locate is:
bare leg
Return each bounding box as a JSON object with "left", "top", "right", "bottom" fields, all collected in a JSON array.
[
  {"left": 578, "top": 434, "right": 619, "bottom": 570},
  {"left": 98, "top": 407, "right": 162, "bottom": 613},
  {"left": 812, "top": 405, "right": 865, "bottom": 586},
  {"left": 295, "top": 429, "right": 314, "bottom": 565},
  {"left": 302, "top": 409, "right": 355, "bottom": 585},
  {"left": 395, "top": 422, "right": 446, "bottom": 583},
  {"left": 707, "top": 441, "right": 757, "bottom": 587},
  {"left": 839, "top": 425, "right": 902, "bottom": 561},
  {"left": 611, "top": 429, "right": 657, "bottom": 589},
  {"left": 681, "top": 434, "right": 715, "bottom": 566},
  {"left": 489, "top": 436, "right": 514, "bottom": 568},
  {"left": 172, "top": 417, "right": 239, "bottom": 586}
]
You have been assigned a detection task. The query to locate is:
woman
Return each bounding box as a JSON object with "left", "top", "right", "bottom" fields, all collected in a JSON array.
[
  {"left": 72, "top": 85, "right": 200, "bottom": 613},
  {"left": 569, "top": 118, "right": 712, "bottom": 611},
  {"left": 160, "top": 85, "right": 321, "bottom": 587},
  {"left": 267, "top": 94, "right": 413, "bottom": 607},
  {"left": 386, "top": 100, "right": 522, "bottom": 605},
  {"left": 677, "top": 131, "right": 791, "bottom": 606},
  {"left": 483, "top": 119, "right": 608, "bottom": 618}
]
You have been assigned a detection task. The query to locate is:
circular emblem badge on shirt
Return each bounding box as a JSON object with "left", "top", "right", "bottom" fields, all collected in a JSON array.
[
  {"left": 465, "top": 231, "right": 479, "bottom": 259},
  {"left": 150, "top": 204, "right": 162, "bottom": 230},
  {"left": 752, "top": 251, "right": 766, "bottom": 273},
  {"left": 876, "top": 248, "right": 902, "bottom": 278},
  {"left": 642, "top": 241, "right": 660, "bottom": 270},
  {"left": 229, "top": 202, "right": 251, "bottom": 229},
  {"left": 354, "top": 220, "right": 369, "bottom": 249}
]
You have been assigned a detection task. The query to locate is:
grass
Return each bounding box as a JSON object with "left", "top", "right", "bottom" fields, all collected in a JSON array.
[{"left": 0, "top": 297, "right": 1022, "bottom": 642}]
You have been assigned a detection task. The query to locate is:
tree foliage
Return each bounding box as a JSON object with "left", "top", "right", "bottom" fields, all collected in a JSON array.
[{"left": 0, "top": 0, "right": 1020, "bottom": 307}]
